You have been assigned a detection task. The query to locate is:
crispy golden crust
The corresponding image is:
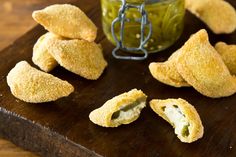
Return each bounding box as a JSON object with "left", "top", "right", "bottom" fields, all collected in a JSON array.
[
  {"left": 89, "top": 89, "right": 147, "bottom": 127},
  {"left": 7, "top": 61, "right": 74, "bottom": 103},
  {"left": 32, "top": 32, "right": 60, "bottom": 72},
  {"left": 47, "top": 37, "right": 107, "bottom": 80},
  {"left": 149, "top": 49, "right": 190, "bottom": 88},
  {"left": 32, "top": 4, "right": 97, "bottom": 41},
  {"left": 215, "top": 42, "right": 236, "bottom": 75},
  {"left": 150, "top": 98, "right": 204, "bottom": 143},
  {"left": 177, "top": 29, "right": 236, "bottom": 98},
  {"left": 185, "top": 0, "right": 236, "bottom": 34}
]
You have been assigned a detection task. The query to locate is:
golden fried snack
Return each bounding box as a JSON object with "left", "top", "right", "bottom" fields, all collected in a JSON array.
[
  {"left": 185, "top": 0, "right": 236, "bottom": 34},
  {"left": 47, "top": 38, "right": 108, "bottom": 80},
  {"left": 149, "top": 49, "right": 190, "bottom": 87},
  {"left": 150, "top": 98, "right": 204, "bottom": 143},
  {"left": 215, "top": 42, "right": 236, "bottom": 75},
  {"left": 7, "top": 61, "right": 74, "bottom": 103},
  {"left": 32, "top": 4, "right": 97, "bottom": 41},
  {"left": 89, "top": 89, "right": 147, "bottom": 127},
  {"left": 177, "top": 29, "right": 236, "bottom": 98},
  {"left": 32, "top": 32, "right": 61, "bottom": 72}
]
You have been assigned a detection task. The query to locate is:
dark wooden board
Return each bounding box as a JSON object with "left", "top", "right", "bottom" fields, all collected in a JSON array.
[{"left": 0, "top": 0, "right": 236, "bottom": 157}]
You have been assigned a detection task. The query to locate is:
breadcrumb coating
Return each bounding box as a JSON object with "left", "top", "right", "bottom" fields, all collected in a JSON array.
[
  {"left": 177, "top": 29, "right": 236, "bottom": 98},
  {"left": 89, "top": 89, "right": 147, "bottom": 127},
  {"left": 32, "top": 32, "right": 61, "bottom": 72},
  {"left": 47, "top": 38, "right": 108, "bottom": 80},
  {"left": 215, "top": 42, "right": 236, "bottom": 75},
  {"left": 32, "top": 4, "right": 97, "bottom": 41},
  {"left": 186, "top": 0, "right": 236, "bottom": 34},
  {"left": 149, "top": 49, "right": 190, "bottom": 88},
  {"left": 7, "top": 61, "right": 74, "bottom": 103},
  {"left": 150, "top": 98, "right": 204, "bottom": 143}
]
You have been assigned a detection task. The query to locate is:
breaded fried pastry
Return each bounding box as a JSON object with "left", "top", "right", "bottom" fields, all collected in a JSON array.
[
  {"left": 32, "top": 32, "right": 61, "bottom": 72},
  {"left": 32, "top": 4, "right": 97, "bottom": 41},
  {"left": 185, "top": 0, "right": 236, "bottom": 34},
  {"left": 150, "top": 98, "right": 204, "bottom": 143},
  {"left": 177, "top": 29, "right": 236, "bottom": 98},
  {"left": 7, "top": 61, "right": 74, "bottom": 103},
  {"left": 89, "top": 89, "right": 147, "bottom": 127},
  {"left": 47, "top": 38, "right": 107, "bottom": 80},
  {"left": 215, "top": 42, "right": 236, "bottom": 75},
  {"left": 149, "top": 49, "right": 190, "bottom": 87}
]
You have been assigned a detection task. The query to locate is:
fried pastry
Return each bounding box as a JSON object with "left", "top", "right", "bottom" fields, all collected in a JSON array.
[
  {"left": 215, "top": 42, "right": 236, "bottom": 75},
  {"left": 150, "top": 98, "right": 204, "bottom": 143},
  {"left": 32, "top": 32, "right": 61, "bottom": 72},
  {"left": 47, "top": 38, "right": 107, "bottom": 80},
  {"left": 185, "top": 0, "right": 236, "bottom": 34},
  {"left": 32, "top": 4, "right": 97, "bottom": 41},
  {"left": 89, "top": 89, "right": 147, "bottom": 127},
  {"left": 177, "top": 29, "right": 236, "bottom": 98},
  {"left": 7, "top": 61, "right": 74, "bottom": 103},
  {"left": 149, "top": 49, "right": 190, "bottom": 87}
]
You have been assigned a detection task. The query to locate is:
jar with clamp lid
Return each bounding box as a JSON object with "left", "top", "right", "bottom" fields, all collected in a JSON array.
[{"left": 101, "top": 0, "right": 185, "bottom": 60}]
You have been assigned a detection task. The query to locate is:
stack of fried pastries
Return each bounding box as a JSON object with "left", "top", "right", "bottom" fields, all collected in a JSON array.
[
  {"left": 149, "top": 29, "right": 236, "bottom": 98},
  {"left": 7, "top": 4, "right": 107, "bottom": 103},
  {"left": 32, "top": 4, "right": 107, "bottom": 80}
]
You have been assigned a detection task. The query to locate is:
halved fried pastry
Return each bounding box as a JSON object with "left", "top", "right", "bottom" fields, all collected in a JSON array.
[
  {"left": 47, "top": 38, "right": 108, "bottom": 80},
  {"left": 7, "top": 61, "right": 74, "bottom": 103},
  {"left": 89, "top": 89, "right": 147, "bottom": 127},
  {"left": 150, "top": 98, "right": 204, "bottom": 143},
  {"left": 149, "top": 49, "right": 190, "bottom": 88},
  {"left": 32, "top": 4, "right": 97, "bottom": 41},
  {"left": 32, "top": 32, "right": 61, "bottom": 72},
  {"left": 185, "top": 0, "right": 236, "bottom": 34},
  {"left": 177, "top": 29, "right": 236, "bottom": 98},
  {"left": 215, "top": 42, "right": 236, "bottom": 75}
]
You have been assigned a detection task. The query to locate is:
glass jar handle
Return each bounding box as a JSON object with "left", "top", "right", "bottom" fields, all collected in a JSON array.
[{"left": 111, "top": 0, "right": 152, "bottom": 61}]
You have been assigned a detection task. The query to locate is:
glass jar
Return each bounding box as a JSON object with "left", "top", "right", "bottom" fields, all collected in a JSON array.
[{"left": 101, "top": 0, "right": 185, "bottom": 53}]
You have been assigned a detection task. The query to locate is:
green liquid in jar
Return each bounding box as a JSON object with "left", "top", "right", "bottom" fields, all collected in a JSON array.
[{"left": 101, "top": 0, "right": 185, "bottom": 53}]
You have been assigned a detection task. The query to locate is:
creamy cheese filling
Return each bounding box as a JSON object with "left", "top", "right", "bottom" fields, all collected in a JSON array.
[
  {"left": 164, "top": 105, "right": 190, "bottom": 137},
  {"left": 111, "top": 101, "right": 145, "bottom": 123}
]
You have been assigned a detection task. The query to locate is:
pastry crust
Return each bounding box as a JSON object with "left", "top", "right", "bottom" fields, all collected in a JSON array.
[
  {"left": 7, "top": 61, "right": 74, "bottom": 103},
  {"left": 215, "top": 42, "right": 236, "bottom": 75},
  {"left": 32, "top": 32, "right": 60, "bottom": 72},
  {"left": 47, "top": 37, "right": 108, "bottom": 80},
  {"left": 150, "top": 98, "right": 204, "bottom": 143},
  {"left": 32, "top": 4, "right": 97, "bottom": 41},
  {"left": 177, "top": 29, "right": 236, "bottom": 98},
  {"left": 149, "top": 49, "right": 190, "bottom": 88},
  {"left": 89, "top": 89, "right": 147, "bottom": 127},
  {"left": 185, "top": 0, "right": 236, "bottom": 34}
]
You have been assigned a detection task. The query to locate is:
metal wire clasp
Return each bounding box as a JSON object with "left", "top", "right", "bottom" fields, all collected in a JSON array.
[{"left": 111, "top": 0, "right": 152, "bottom": 60}]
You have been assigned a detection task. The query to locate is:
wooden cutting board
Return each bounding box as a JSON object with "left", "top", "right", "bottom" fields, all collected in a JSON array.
[{"left": 0, "top": 0, "right": 236, "bottom": 157}]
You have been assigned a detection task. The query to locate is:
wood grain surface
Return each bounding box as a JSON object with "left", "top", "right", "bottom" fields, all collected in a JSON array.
[
  {"left": 0, "top": 0, "right": 75, "bottom": 50},
  {"left": 0, "top": 0, "right": 48, "bottom": 156},
  {"left": 0, "top": 0, "right": 76, "bottom": 156},
  {"left": 0, "top": 139, "right": 37, "bottom": 157},
  {"left": 0, "top": 0, "right": 236, "bottom": 157}
]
